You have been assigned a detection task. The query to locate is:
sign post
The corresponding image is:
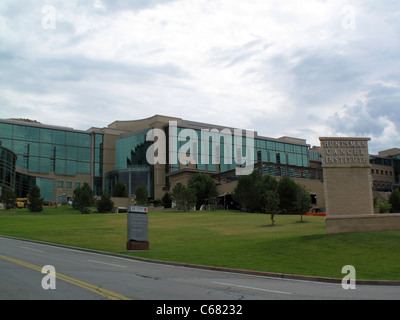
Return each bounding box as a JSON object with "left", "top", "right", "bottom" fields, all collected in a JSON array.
[{"left": 126, "top": 206, "right": 149, "bottom": 250}]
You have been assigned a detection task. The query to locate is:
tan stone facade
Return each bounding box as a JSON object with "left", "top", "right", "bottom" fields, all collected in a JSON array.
[
  {"left": 322, "top": 167, "right": 373, "bottom": 216},
  {"left": 320, "top": 137, "right": 400, "bottom": 234},
  {"left": 326, "top": 214, "right": 400, "bottom": 234}
]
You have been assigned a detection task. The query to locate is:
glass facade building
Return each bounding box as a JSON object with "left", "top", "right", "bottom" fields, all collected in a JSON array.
[
  {"left": 168, "top": 125, "right": 310, "bottom": 173},
  {"left": 0, "top": 119, "right": 103, "bottom": 203},
  {"left": 107, "top": 130, "right": 154, "bottom": 198},
  {"left": 0, "top": 121, "right": 92, "bottom": 176},
  {"left": 0, "top": 146, "right": 17, "bottom": 192},
  {"left": 1, "top": 115, "right": 397, "bottom": 206}
]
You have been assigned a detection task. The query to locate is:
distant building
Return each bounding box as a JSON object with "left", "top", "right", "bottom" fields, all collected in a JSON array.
[{"left": 0, "top": 115, "right": 398, "bottom": 209}]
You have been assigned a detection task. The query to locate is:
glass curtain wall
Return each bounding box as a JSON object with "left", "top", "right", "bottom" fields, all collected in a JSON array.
[
  {"left": 168, "top": 125, "right": 310, "bottom": 174},
  {"left": 110, "top": 130, "right": 154, "bottom": 198},
  {"left": 0, "top": 122, "right": 91, "bottom": 176},
  {"left": 0, "top": 146, "right": 17, "bottom": 191}
]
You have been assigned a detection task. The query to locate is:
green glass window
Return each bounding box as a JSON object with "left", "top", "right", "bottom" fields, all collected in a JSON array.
[
  {"left": 55, "top": 159, "right": 66, "bottom": 175},
  {"left": 0, "top": 123, "right": 13, "bottom": 139},
  {"left": 66, "top": 160, "right": 77, "bottom": 176},
  {"left": 77, "top": 161, "right": 90, "bottom": 174},
  {"left": 36, "top": 178, "right": 54, "bottom": 202},
  {"left": 53, "top": 131, "right": 66, "bottom": 145}
]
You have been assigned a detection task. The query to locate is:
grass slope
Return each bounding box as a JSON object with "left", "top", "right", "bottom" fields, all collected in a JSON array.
[{"left": 0, "top": 207, "right": 399, "bottom": 280}]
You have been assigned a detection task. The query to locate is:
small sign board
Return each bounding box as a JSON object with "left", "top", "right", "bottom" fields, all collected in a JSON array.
[
  {"left": 129, "top": 206, "right": 148, "bottom": 214},
  {"left": 127, "top": 206, "right": 149, "bottom": 243}
]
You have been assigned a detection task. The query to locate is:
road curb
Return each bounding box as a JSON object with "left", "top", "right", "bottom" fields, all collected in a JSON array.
[{"left": 2, "top": 235, "right": 400, "bottom": 286}]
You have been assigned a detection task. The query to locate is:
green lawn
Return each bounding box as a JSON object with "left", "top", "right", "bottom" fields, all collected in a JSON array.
[{"left": 1, "top": 206, "right": 400, "bottom": 280}]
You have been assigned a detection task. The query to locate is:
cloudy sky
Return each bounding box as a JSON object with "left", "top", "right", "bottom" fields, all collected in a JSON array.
[{"left": 1, "top": 0, "right": 399, "bottom": 153}]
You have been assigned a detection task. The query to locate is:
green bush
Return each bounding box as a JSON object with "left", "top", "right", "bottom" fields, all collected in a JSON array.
[
  {"left": 96, "top": 190, "right": 114, "bottom": 213},
  {"left": 389, "top": 189, "right": 400, "bottom": 213},
  {"left": 0, "top": 188, "right": 16, "bottom": 209},
  {"left": 135, "top": 183, "right": 148, "bottom": 206},
  {"left": 28, "top": 185, "right": 44, "bottom": 213},
  {"left": 162, "top": 192, "right": 172, "bottom": 208},
  {"left": 72, "top": 182, "right": 94, "bottom": 214}
]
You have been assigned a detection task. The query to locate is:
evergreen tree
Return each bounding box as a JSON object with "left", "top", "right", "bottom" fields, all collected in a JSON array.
[
  {"left": 28, "top": 185, "right": 44, "bottom": 212},
  {"left": 161, "top": 192, "right": 172, "bottom": 208},
  {"left": 135, "top": 183, "right": 148, "bottom": 206},
  {"left": 112, "top": 180, "right": 128, "bottom": 197},
  {"left": 72, "top": 182, "right": 94, "bottom": 214},
  {"left": 1, "top": 188, "right": 16, "bottom": 210},
  {"left": 96, "top": 190, "right": 114, "bottom": 213}
]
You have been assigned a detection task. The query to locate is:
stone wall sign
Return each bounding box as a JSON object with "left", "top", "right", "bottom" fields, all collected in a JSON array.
[{"left": 320, "top": 138, "right": 370, "bottom": 168}]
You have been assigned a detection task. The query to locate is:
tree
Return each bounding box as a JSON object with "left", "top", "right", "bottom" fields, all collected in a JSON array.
[
  {"left": 112, "top": 180, "right": 128, "bottom": 197},
  {"left": 1, "top": 188, "right": 16, "bottom": 209},
  {"left": 263, "top": 174, "right": 279, "bottom": 221},
  {"left": 277, "top": 176, "right": 298, "bottom": 214},
  {"left": 161, "top": 192, "right": 172, "bottom": 208},
  {"left": 135, "top": 183, "right": 148, "bottom": 206},
  {"left": 188, "top": 173, "right": 218, "bottom": 209},
  {"left": 263, "top": 189, "right": 279, "bottom": 226},
  {"left": 389, "top": 189, "right": 400, "bottom": 213},
  {"left": 72, "top": 182, "right": 94, "bottom": 214},
  {"left": 295, "top": 184, "right": 312, "bottom": 222},
  {"left": 96, "top": 190, "right": 114, "bottom": 213},
  {"left": 232, "top": 170, "right": 265, "bottom": 212},
  {"left": 28, "top": 185, "right": 44, "bottom": 213},
  {"left": 171, "top": 183, "right": 196, "bottom": 211}
]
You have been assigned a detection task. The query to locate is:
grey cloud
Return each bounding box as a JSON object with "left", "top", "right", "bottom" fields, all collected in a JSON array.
[
  {"left": 76, "top": 0, "right": 178, "bottom": 14},
  {"left": 0, "top": 52, "right": 187, "bottom": 94},
  {"left": 328, "top": 76, "right": 400, "bottom": 139}
]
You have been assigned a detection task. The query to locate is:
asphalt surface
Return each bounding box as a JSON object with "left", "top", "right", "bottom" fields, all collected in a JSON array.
[{"left": 1, "top": 236, "right": 399, "bottom": 301}]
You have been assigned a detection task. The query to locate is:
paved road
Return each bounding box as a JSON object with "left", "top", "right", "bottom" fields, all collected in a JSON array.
[{"left": 1, "top": 236, "right": 399, "bottom": 301}]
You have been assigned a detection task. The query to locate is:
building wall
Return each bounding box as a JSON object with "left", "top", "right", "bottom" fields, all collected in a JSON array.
[
  {"left": 0, "top": 119, "right": 99, "bottom": 202},
  {"left": 0, "top": 146, "right": 17, "bottom": 192}
]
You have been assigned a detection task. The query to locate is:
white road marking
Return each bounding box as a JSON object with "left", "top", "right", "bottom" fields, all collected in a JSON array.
[
  {"left": 88, "top": 259, "right": 127, "bottom": 268},
  {"left": 213, "top": 281, "right": 292, "bottom": 295},
  {"left": 20, "top": 246, "right": 44, "bottom": 253}
]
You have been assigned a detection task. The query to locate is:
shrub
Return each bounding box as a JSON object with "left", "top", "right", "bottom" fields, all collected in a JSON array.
[
  {"left": 112, "top": 180, "right": 128, "bottom": 197},
  {"left": 171, "top": 183, "right": 196, "bottom": 211},
  {"left": 161, "top": 192, "right": 172, "bottom": 208},
  {"left": 28, "top": 185, "right": 44, "bottom": 213},
  {"left": 96, "top": 190, "right": 114, "bottom": 213},
  {"left": 389, "top": 189, "right": 400, "bottom": 213},
  {"left": 72, "top": 182, "right": 94, "bottom": 214},
  {"left": 135, "top": 183, "right": 148, "bottom": 206},
  {"left": 0, "top": 188, "right": 16, "bottom": 209}
]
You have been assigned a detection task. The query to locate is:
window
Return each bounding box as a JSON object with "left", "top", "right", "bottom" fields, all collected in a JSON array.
[
  {"left": 66, "top": 181, "right": 72, "bottom": 188},
  {"left": 57, "top": 181, "right": 63, "bottom": 188},
  {"left": 75, "top": 182, "right": 81, "bottom": 188}
]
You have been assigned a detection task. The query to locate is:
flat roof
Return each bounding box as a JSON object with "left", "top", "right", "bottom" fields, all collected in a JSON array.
[{"left": 0, "top": 118, "right": 90, "bottom": 135}]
